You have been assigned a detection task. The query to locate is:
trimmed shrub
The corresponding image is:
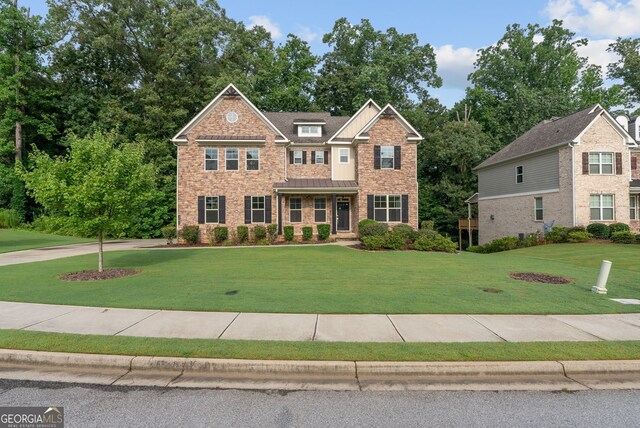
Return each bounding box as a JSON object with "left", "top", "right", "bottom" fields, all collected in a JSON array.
[
  {"left": 420, "top": 220, "right": 435, "bottom": 231},
  {"left": 608, "top": 223, "right": 630, "bottom": 235},
  {"left": 566, "top": 226, "right": 586, "bottom": 233},
  {"left": 546, "top": 226, "right": 568, "bottom": 243},
  {"left": 236, "top": 225, "right": 249, "bottom": 243},
  {"left": 587, "top": 223, "right": 610, "bottom": 239},
  {"left": 567, "top": 231, "right": 593, "bottom": 243},
  {"left": 358, "top": 219, "right": 377, "bottom": 230},
  {"left": 0, "top": 209, "right": 20, "bottom": 229},
  {"left": 362, "top": 235, "right": 385, "bottom": 250},
  {"left": 161, "top": 225, "right": 177, "bottom": 245},
  {"left": 432, "top": 234, "right": 457, "bottom": 253},
  {"left": 611, "top": 231, "right": 636, "bottom": 244},
  {"left": 359, "top": 221, "right": 389, "bottom": 239},
  {"left": 180, "top": 225, "right": 199, "bottom": 244},
  {"left": 393, "top": 224, "right": 419, "bottom": 243},
  {"left": 284, "top": 226, "right": 294, "bottom": 241},
  {"left": 317, "top": 224, "right": 331, "bottom": 241},
  {"left": 411, "top": 235, "right": 435, "bottom": 251},
  {"left": 484, "top": 236, "right": 519, "bottom": 253},
  {"left": 214, "top": 226, "right": 228, "bottom": 243},
  {"left": 253, "top": 225, "right": 267, "bottom": 242},
  {"left": 266, "top": 224, "right": 278, "bottom": 243},
  {"left": 522, "top": 232, "right": 542, "bottom": 247},
  {"left": 382, "top": 231, "right": 406, "bottom": 250},
  {"left": 466, "top": 245, "right": 485, "bottom": 253},
  {"left": 302, "top": 226, "right": 313, "bottom": 241}
]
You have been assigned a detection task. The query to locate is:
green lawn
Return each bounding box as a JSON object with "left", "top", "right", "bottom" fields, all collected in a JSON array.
[
  {"left": 1, "top": 329, "right": 640, "bottom": 361},
  {"left": 0, "top": 229, "right": 93, "bottom": 253},
  {"left": 0, "top": 243, "right": 638, "bottom": 314}
]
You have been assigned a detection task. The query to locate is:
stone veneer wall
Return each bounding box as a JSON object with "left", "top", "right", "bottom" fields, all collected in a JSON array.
[
  {"left": 356, "top": 117, "right": 419, "bottom": 230},
  {"left": 177, "top": 97, "right": 283, "bottom": 242}
]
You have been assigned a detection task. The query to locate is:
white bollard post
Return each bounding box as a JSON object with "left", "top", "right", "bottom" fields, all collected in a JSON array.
[{"left": 592, "top": 260, "right": 612, "bottom": 294}]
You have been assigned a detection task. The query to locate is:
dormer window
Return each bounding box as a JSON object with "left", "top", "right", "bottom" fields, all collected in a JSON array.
[{"left": 298, "top": 125, "right": 322, "bottom": 137}]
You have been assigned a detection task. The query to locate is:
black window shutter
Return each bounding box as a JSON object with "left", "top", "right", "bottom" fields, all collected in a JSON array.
[
  {"left": 302, "top": 151, "right": 307, "bottom": 164},
  {"left": 265, "top": 195, "right": 272, "bottom": 223},
  {"left": 367, "top": 195, "right": 374, "bottom": 220},
  {"left": 582, "top": 152, "right": 589, "bottom": 174},
  {"left": 244, "top": 196, "right": 251, "bottom": 224},
  {"left": 324, "top": 150, "right": 329, "bottom": 164},
  {"left": 219, "top": 196, "right": 226, "bottom": 224},
  {"left": 615, "top": 152, "right": 622, "bottom": 175},
  {"left": 394, "top": 146, "right": 401, "bottom": 170},
  {"left": 374, "top": 145, "right": 381, "bottom": 169},
  {"left": 632, "top": 156, "right": 638, "bottom": 170},
  {"left": 197, "top": 196, "right": 205, "bottom": 224},
  {"left": 401, "top": 195, "right": 409, "bottom": 223},
  {"left": 311, "top": 151, "right": 316, "bottom": 164},
  {"left": 289, "top": 151, "right": 293, "bottom": 164}
]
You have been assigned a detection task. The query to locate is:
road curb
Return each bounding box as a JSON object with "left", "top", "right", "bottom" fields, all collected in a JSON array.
[{"left": 1, "top": 349, "right": 640, "bottom": 391}]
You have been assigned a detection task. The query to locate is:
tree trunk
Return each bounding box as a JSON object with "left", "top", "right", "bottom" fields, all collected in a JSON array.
[{"left": 98, "top": 231, "right": 103, "bottom": 273}]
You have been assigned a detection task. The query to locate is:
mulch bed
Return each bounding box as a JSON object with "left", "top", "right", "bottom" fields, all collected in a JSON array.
[
  {"left": 509, "top": 272, "right": 572, "bottom": 284},
  {"left": 59, "top": 268, "right": 141, "bottom": 281}
]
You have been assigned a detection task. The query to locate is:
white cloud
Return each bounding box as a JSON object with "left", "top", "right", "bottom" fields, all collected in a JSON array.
[
  {"left": 296, "top": 26, "right": 320, "bottom": 42},
  {"left": 434, "top": 45, "right": 479, "bottom": 89},
  {"left": 545, "top": 0, "right": 640, "bottom": 38},
  {"left": 576, "top": 38, "right": 618, "bottom": 71},
  {"left": 247, "top": 15, "right": 283, "bottom": 39}
]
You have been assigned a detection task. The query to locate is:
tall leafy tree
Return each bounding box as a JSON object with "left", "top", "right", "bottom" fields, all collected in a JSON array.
[
  {"left": 23, "top": 131, "right": 156, "bottom": 272},
  {"left": 462, "top": 20, "right": 622, "bottom": 147},
  {"left": 314, "top": 18, "right": 441, "bottom": 115},
  {"left": 608, "top": 37, "right": 640, "bottom": 108}
]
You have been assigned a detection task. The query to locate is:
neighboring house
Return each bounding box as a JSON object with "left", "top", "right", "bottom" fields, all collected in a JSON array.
[
  {"left": 474, "top": 104, "right": 638, "bottom": 244},
  {"left": 615, "top": 114, "right": 640, "bottom": 232},
  {"left": 171, "top": 84, "right": 421, "bottom": 241}
]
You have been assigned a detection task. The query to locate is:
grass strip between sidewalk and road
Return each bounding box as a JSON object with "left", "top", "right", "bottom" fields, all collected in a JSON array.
[{"left": 1, "top": 330, "right": 640, "bottom": 362}]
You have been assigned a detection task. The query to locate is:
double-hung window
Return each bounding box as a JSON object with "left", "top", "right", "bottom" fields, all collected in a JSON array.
[
  {"left": 380, "top": 146, "right": 394, "bottom": 169},
  {"left": 339, "top": 148, "right": 349, "bottom": 164},
  {"left": 631, "top": 195, "right": 639, "bottom": 220},
  {"left": 589, "top": 152, "right": 614, "bottom": 174},
  {"left": 226, "top": 148, "right": 239, "bottom": 171},
  {"left": 204, "top": 148, "right": 218, "bottom": 171},
  {"left": 374, "top": 195, "right": 401, "bottom": 222},
  {"left": 590, "top": 194, "right": 614, "bottom": 221},
  {"left": 293, "top": 151, "right": 303, "bottom": 165},
  {"left": 516, "top": 165, "right": 524, "bottom": 184},
  {"left": 205, "top": 196, "right": 219, "bottom": 223},
  {"left": 246, "top": 148, "right": 259, "bottom": 170},
  {"left": 314, "top": 151, "right": 324, "bottom": 164},
  {"left": 534, "top": 197, "right": 543, "bottom": 221},
  {"left": 290, "top": 197, "right": 302, "bottom": 223},
  {"left": 314, "top": 198, "right": 326, "bottom": 222},
  {"left": 252, "top": 196, "right": 265, "bottom": 223}
]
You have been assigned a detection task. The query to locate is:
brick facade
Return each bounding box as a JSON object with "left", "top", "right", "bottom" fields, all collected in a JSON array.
[{"left": 175, "top": 85, "right": 420, "bottom": 242}]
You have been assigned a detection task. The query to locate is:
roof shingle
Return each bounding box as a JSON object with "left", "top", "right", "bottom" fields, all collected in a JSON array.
[{"left": 264, "top": 112, "right": 350, "bottom": 144}]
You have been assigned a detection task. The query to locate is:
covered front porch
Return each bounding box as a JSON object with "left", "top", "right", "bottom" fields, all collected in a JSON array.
[{"left": 273, "top": 179, "right": 359, "bottom": 238}]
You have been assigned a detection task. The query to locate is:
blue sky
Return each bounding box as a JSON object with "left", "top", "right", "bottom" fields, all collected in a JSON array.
[{"left": 22, "top": 1, "right": 640, "bottom": 107}]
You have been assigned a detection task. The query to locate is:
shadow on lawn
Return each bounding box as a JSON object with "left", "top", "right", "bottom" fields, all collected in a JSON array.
[{"left": 105, "top": 249, "right": 193, "bottom": 268}]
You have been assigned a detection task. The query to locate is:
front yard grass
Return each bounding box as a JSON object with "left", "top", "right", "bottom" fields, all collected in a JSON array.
[
  {"left": 0, "top": 244, "right": 638, "bottom": 314},
  {"left": 1, "top": 329, "right": 640, "bottom": 362},
  {"left": 0, "top": 229, "right": 93, "bottom": 253}
]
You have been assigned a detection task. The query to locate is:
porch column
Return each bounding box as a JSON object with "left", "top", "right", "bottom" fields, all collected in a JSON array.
[
  {"left": 277, "top": 193, "right": 283, "bottom": 235},
  {"left": 332, "top": 193, "right": 337, "bottom": 234}
]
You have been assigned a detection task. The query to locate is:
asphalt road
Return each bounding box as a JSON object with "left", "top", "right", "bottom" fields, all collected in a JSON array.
[{"left": 1, "top": 380, "right": 639, "bottom": 427}]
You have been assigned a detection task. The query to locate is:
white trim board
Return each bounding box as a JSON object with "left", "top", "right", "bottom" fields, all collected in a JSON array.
[{"left": 478, "top": 188, "right": 560, "bottom": 201}]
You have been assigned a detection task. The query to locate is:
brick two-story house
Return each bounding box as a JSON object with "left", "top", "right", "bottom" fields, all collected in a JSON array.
[
  {"left": 474, "top": 104, "right": 638, "bottom": 244},
  {"left": 171, "top": 84, "right": 421, "bottom": 241}
]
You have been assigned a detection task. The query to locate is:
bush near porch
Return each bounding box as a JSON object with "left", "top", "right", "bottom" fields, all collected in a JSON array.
[{"left": 359, "top": 220, "right": 456, "bottom": 252}]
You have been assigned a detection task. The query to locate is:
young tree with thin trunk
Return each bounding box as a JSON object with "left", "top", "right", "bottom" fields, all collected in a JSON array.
[{"left": 22, "top": 131, "right": 156, "bottom": 272}]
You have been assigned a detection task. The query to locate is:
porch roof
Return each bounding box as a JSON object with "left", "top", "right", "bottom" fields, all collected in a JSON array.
[{"left": 273, "top": 178, "right": 358, "bottom": 194}]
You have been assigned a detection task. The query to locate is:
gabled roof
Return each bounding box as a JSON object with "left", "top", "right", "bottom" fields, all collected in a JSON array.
[
  {"left": 327, "top": 99, "right": 381, "bottom": 143},
  {"left": 354, "top": 104, "right": 423, "bottom": 142},
  {"left": 171, "top": 83, "right": 288, "bottom": 144},
  {"left": 475, "top": 104, "right": 636, "bottom": 170},
  {"left": 264, "top": 112, "right": 349, "bottom": 145}
]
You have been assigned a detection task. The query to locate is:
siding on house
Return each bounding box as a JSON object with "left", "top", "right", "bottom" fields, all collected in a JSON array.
[{"left": 478, "top": 150, "right": 560, "bottom": 199}]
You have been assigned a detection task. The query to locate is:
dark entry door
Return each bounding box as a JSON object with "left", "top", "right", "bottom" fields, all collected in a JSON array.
[{"left": 337, "top": 201, "right": 350, "bottom": 231}]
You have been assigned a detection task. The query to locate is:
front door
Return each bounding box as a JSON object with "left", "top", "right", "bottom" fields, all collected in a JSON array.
[{"left": 337, "top": 201, "right": 350, "bottom": 231}]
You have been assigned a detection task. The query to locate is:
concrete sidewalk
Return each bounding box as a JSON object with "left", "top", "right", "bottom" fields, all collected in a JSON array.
[
  {"left": 2, "top": 301, "right": 640, "bottom": 343},
  {"left": 0, "top": 239, "right": 166, "bottom": 266}
]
